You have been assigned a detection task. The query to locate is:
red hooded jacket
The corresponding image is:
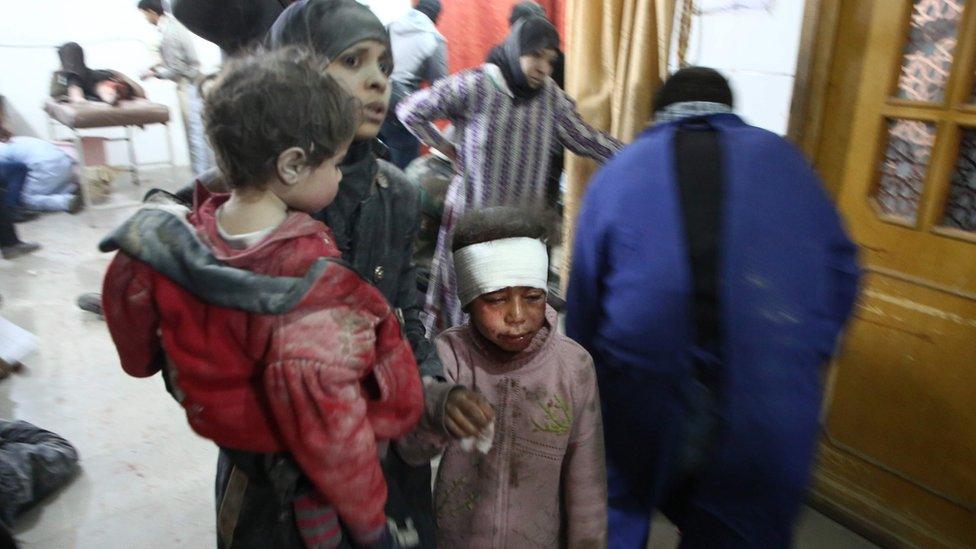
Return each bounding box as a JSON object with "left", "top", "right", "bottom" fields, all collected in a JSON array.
[{"left": 101, "top": 191, "right": 423, "bottom": 541}]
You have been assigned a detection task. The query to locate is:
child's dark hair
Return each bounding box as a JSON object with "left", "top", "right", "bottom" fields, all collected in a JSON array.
[
  {"left": 203, "top": 46, "right": 359, "bottom": 189},
  {"left": 137, "top": 0, "right": 164, "bottom": 15},
  {"left": 451, "top": 206, "right": 548, "bottom": 253}
]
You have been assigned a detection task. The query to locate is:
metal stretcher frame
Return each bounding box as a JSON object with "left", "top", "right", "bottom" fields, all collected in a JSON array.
[{"left": 46, "top": 113, "right": 176, "bottom": 218}]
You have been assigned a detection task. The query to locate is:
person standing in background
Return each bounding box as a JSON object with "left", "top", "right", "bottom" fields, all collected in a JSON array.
[
  {"left": 137, "top": 0, "right": 214, "bottom": 176},
  {"left": 380, "top": 0, "right": 447, "bottom": 169},
  {"left": 398, "top": 15, "right": 622, "bottom": 333},
  {"left": 0, "top": 100, "right": 81, "bottom": 216},
  {"left": 506, "top": 1, "right": 566, "bottom": 213},
  {"left": 507, "top": 1, "right": 563, "bottom": 88}
]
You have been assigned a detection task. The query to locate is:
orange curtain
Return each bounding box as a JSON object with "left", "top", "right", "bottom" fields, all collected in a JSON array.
[
  {"left": 437, "top": 0, "right": 567, "bottom": 74},
  {"left": 560, "top": 0, "right": 673, "bottom": 287}
]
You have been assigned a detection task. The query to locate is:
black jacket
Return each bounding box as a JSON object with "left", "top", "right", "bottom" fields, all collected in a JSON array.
[{"left": 318, "top": 140, "right": 441, "bottom": 379}]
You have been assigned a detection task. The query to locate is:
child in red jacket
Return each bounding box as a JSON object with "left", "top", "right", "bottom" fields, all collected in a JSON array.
[{"left": 100, "top": 47, "right": 423, "bottom": 548}]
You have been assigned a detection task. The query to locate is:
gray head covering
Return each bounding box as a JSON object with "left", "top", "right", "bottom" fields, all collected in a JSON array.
[
  {"left": 509, "top": 1, "right": 546, "bottom": 26},
  {"left": 486, "top": 15, "right": 560, "bottom": 100},
  {"left": 266, "top": 0, "right": 390, "bottom": 62}
]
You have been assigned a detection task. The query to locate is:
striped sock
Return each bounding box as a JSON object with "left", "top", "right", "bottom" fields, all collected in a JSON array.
[{"left": 294, "top": 493, "right": 342, "bottom": 549}]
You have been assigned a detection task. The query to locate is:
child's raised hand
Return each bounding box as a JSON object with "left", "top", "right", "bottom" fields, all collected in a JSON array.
[{"left": 445, "top": 388, "right": 494, "bottom": 439}]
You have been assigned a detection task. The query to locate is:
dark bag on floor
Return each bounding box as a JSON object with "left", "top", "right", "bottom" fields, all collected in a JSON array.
[{"left": 0, "top": 420, "right": 79, "bottom": 527}]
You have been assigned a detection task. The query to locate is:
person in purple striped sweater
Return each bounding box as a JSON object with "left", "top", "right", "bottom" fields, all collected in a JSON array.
[{"left": 397, "top": 15, "right": 624, "bottom": 333}]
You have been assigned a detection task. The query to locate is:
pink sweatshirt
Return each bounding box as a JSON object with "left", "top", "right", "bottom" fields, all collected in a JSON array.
[{"left": 399, "top": 307, "right": 607, "bottom": 548}]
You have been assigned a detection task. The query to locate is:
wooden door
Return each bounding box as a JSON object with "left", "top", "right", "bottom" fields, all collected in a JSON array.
[{"left": 810, "top": 1, "right": 976, "bottom": 546}]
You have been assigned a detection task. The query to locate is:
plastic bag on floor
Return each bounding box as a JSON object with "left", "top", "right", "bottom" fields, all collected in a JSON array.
[{"left": 81, "top": 165, "right": 120, "bottom": 205}]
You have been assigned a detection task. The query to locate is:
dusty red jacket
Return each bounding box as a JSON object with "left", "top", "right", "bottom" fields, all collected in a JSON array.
[{"left": 101, "top": 191, "right": 423, "bottom": 541}]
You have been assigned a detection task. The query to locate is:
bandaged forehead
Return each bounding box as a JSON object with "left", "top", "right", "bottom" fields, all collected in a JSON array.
[{"left": 454, "top": 237, "right": 548, "bottom": 307}]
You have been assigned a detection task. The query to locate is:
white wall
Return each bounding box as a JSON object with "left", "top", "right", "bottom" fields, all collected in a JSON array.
[
  {"left": 670, "top": 0, "right": 806, "bottom": 135},
  {"left": 0, "top": 0, "right": 413, "bottom": 167},
  {"left": 0, "top": 0, "right": 222, "bottom": 167}
]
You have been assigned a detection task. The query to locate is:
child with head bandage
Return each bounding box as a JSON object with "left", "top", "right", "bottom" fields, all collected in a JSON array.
[{"left": 397, "top": 206, "right": 608, "bottom": 548}]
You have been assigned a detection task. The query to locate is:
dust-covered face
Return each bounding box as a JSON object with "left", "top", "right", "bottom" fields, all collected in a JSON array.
[
  {"left": 469, "top": 286, "right": 547, "bottom": 355},
  {"left": 279, "top": 143, "right": 349, "bottom": 213}
]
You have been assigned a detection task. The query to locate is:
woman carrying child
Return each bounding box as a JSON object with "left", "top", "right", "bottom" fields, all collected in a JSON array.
[
  {"left": 101, "top": 48, "right": 424, "bottom": 548},
  {"left": 400, "top": 206, "right": 607, "bottom": 548},
  {"left": 264, "top": 2, "right": 499, "bottom": 546},
  {"left": 136, "top": 0, "right": 495, "bottom": 545}
]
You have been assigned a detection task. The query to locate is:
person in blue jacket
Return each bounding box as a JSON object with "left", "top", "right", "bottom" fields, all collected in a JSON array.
[{"left": 565, "top": 67, "right": 861, "bottom": 548}]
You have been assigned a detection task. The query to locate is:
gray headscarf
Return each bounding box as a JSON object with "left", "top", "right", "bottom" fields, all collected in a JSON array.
[
  {"left": 266, "top": 0, "right": 390, "bottom": 62},
  {"left": 509, "top": 1, "right": 546, "bottom": 26}
]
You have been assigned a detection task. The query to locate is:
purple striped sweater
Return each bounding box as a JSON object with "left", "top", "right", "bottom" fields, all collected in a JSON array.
[{"left": 398, "top": 64, "right": 624, "bottom": 332}]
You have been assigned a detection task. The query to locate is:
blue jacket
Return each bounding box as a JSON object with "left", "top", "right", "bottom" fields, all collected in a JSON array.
[{"left": 566, "top": 114, "right": 860, "bottom": 542}]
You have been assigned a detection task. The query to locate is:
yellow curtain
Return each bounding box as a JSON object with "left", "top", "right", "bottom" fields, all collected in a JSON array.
[{"left": 560, "top": 0, "right": 673, "bottom": 288}]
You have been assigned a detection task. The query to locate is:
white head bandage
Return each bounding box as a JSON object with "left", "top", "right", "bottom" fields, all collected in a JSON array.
[{"left": 454, "top": 237, "right": 549, "bottom": 307}]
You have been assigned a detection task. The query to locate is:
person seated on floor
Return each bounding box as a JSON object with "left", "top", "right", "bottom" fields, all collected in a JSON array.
[
  {"left": 0, "top": 103, "right": 81, "bottom": 215},
  {"left": 51, "top": 42, "right": 135, "bottom": 106},
  {"left": 0, "top": 163, "right": 40, "bottom": 261}
]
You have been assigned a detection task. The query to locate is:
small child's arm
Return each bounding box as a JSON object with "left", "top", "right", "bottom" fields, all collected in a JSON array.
[
  {"left": 263, "top": 306, "right": 395, "bottom": 546},
  {"left": 396, "top": 337, "right": 493, "bottom": 465},
  {"left": 102, "top": 253, "right": 164, "bottom": 378},
  {"left": 362, "top": 310, "right": 426, "bottom": 440}
]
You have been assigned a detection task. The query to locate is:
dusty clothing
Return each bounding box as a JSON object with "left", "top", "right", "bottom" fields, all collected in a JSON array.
[
  {"left": 183, "top": 138, "right": 445, "bottom": 548},
  {"left": 101, "top": 191, "right": 424, "bottom": 543},
  {"left": 0, "top": 420, "right": 79, "bottom": 527},
  {"left": 397, "top": 64, "right": 622, "bottom": 332},
  {"left": 400, "top": 307, "right": 607, "bottom": 548}
]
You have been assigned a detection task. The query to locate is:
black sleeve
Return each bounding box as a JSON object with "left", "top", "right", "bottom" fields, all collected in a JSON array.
[
  {"left": 171, "top": 0, "right": 285, "bottom": 55},
  {"left": 395, "top": 192, "right": 444, "bottom": 379}
]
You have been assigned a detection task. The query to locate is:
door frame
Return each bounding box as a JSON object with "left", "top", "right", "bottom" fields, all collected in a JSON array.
[{"left": 788, "top": 1, "right": 976, "bottom": 546}]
